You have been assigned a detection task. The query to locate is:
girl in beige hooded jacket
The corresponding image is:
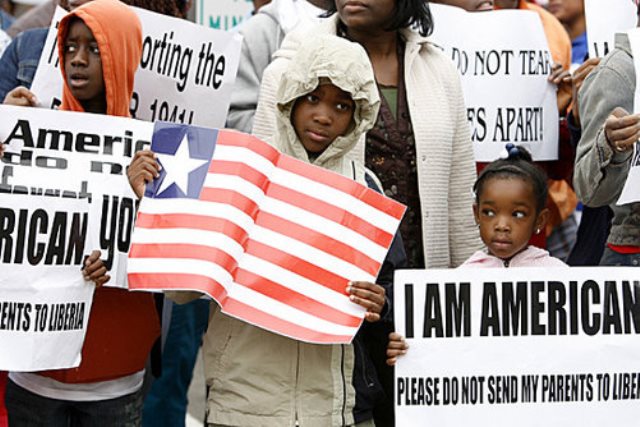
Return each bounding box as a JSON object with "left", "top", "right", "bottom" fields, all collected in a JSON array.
[{"left": 203, "top": 35, "right": 406, "bottom": 427}]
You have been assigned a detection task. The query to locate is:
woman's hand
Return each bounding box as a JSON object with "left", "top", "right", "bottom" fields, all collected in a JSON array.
[
  {"left": 4, "top": 86, "right": 38, "bottom": 107},
  {"left": 549, "top": 63, "right": 572, "bottom": 116},
  {"left": 347, "top": 281, "right": 386, "bottom": 322},
  {"left": 83, "top": 250, "right": 110, "bottom": 287},
  {"left": 386, "top": 332, "right": 408, "bottom": 366},
  {"left": 127, "top": 150, "right": 161, "bottom": 199},
  {"left": 604, "top": 107, "right": 640, "bottom": 154}
]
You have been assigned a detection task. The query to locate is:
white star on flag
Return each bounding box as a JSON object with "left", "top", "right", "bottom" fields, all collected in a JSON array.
[{"left": 156, "top": 134, "right": 208, "bottom": 195}]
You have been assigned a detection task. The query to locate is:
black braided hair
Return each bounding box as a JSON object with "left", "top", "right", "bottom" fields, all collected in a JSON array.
[
  {"left": 324, "top": 0, "right": 434, "bottom": 37},
  {"left": 473, "top": 144, "right": 548, "bottom": 212}
]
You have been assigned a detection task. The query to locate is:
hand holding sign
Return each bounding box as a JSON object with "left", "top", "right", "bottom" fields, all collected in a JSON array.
[
  {"left": 127, "top": 150, "right": 162, "bottom": 199},
  {"left": 386, "top": 332, "right": 408, "bottom": 366},
  {"left": 548, "top": 63, "right": 572, "bottom": 116},
  {"left": 347, "top": 281, "right": 386, "bottom": 323},
  {"left": 82, "top": 250, "right": 110, "bottom": 287},
  {"left": 4, "top": 86, "right": 39, "bottom": 107},
  {"left": 604, "top": 107, "right": 640, "bottom": 153}
]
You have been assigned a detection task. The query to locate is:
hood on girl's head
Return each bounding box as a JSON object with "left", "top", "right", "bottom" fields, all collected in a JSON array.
[
  {"left": 57, "top": 0, "right": 142, "bottom": 116},
  {"left": 274, "top": 34, "right": 380, "bottom": 165}
]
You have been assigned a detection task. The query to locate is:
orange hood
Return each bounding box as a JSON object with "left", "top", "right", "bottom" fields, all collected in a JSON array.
[{"left": 57, "top": 0, "right": 142, "bottom": 116}]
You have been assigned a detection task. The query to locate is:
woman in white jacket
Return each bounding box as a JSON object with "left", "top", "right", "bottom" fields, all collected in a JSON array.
[{"left": 254, "top": 0, "right": 481, "bottom": 271}]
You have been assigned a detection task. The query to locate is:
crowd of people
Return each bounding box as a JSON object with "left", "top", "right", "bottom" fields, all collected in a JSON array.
[{"left": 0, "top": 0, "right": 637, "bottom": 425}]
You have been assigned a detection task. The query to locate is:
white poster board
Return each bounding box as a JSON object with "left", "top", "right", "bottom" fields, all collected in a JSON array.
[
  {"left": 0, "top": 106, "right": 155, "bottom": 295},
  {"left": 0, "top": 193, "right": 94, "bottom": 371},
  {"left": 429, "top": 4, "right": 559, "bottom": 162},
  {"left": 585, "top": 0, "right": 637, "bottom": 58},
  {"left": 0, "top": 104, "right": 154, "bottom": 370},
  {"left": 394, "top": 268, "right": 640, "bottom": 426},
  {"left": 30, "top": 6, "right": 242, "bottom": 128}
]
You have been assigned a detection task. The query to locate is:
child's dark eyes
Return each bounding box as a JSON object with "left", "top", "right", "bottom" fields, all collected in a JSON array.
[
  {"left": 305, "top": 94, "right": 319, "bottom": 103},
  {"left": 512, "top": 210, "right": 527, "bottom": 219},
  {"left": 64, "top": 43, "right": 100, "bottom": 55},
  {"left": 336, "top": 102, "right": 353, "bottom": 112},
  {"left": 481, "top": 209, "right": 495, "bottom": 217}
]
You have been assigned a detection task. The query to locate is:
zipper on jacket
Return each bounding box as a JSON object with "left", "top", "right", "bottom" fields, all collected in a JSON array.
[
  {"left": 295, "top": 342, "right": 301, "bottom": 424},
  {"left": 341, "top": 344, "right": 346, "bottom": 427}
]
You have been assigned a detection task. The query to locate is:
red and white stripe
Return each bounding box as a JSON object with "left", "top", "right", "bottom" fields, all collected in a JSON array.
[{"left": 128, "top": 130, "right": 405, "bottom": 344}]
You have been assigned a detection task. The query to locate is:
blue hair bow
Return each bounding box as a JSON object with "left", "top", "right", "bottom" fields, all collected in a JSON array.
[{"left": 505, "top": 143, "right": 520, "bottom": 159}]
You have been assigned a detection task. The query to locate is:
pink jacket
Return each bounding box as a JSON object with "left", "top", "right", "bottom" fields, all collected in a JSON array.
[{"left": 461, "top": 246, "right": 567, "bottom": 268}]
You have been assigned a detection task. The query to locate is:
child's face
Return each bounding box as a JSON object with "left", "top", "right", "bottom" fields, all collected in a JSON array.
[
  {"left": 291, "top": 84, "right": 355, "bottom": 156},
  {"left": 63, "top": 19, "right": 106, "bottom": 113},
  {"left": 473, "top": 177, "right": 547, "bottom": 260}
]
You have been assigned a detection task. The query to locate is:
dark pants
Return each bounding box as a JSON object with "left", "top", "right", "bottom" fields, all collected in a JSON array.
[
  {"left": 366, "top": 322, "right": 394, "bottom": 427},
  {"left": 600, "top": 247, "right": 640, "bottom": 267},
  {"left": 567, "top": 206, "right": 613, "bottom": 266},
  {"left": 5, "top": 379, "right": 143, "bottom": 427},
  {"left": 141, "top": 299, "right": 210, "bottom": 427}
]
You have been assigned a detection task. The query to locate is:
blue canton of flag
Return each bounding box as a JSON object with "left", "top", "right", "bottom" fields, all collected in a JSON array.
[{"left": 144, "top": 122, "right": 217, "bottom": 200}]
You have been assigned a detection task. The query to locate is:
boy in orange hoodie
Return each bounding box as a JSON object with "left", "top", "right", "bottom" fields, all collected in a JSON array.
[{"left": 3, "top": 0, "right": 160, "bottom": 424}]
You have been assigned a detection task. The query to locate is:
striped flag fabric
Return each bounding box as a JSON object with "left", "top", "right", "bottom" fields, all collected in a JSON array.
[{"left": 127, "top": 123, "right": 405, "bottom": 344}]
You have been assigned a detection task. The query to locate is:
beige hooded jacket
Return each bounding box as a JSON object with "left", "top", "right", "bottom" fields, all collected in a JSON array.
[
  {"left": 202, "top": 35, "right": 382, "bottom": 427},
  {"left": 254, "top": 15, "right": 482, "bottom": 268},
  {"left": 272, "top": 34, "right": 380, "bottom": 183}
]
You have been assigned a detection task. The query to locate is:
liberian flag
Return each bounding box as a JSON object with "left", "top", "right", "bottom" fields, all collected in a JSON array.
[{"left": 128, "top": 122, "right": 405, "bottom": 344}]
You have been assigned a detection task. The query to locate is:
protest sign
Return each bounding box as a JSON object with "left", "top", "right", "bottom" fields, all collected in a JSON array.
[
  {"left": 0, "top": 105, "right": 154, "bottom": 293},
  {"left": 196, "top": 0, "right": 252, "bottom": 30},
  {"left": 29, "top": 6, "right": 242, "bottom": 128},
  {"left": 394, "top": 267, "right": 640, "bottom": 426},
  {"left": 0, "top": 193, "right": 94, "bottom": 371},
  {"left": 616, "top": 28, "right": 640, "bottom": 206},
  {"left": 585, "top": 0, "right": 636, "bottom": 59},
  {"left": 429, "top": 4, "right": 559, "bottom": 162},
  {"left": 128, "top": 125, "right": 406, "bottom": 344},
  {"left": 0, "top": 105, "right": 156, "bottom": 369}
]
